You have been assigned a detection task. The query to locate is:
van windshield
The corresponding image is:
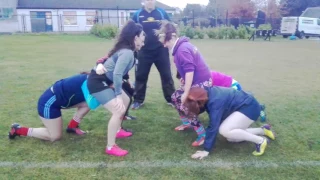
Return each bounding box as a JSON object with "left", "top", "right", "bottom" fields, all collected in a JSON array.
[{"left": 301, "top": 8, "right": 320, "bottom": 18}]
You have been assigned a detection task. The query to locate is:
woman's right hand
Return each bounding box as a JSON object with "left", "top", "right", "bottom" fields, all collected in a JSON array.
[
  {"left": 180, "top": 78, "right": 185, "bottom": 85},
  {"left": 96, "top": 64, "right": 107, "bottom": 75},
  {"left": 114, "top": 95, "right": 125, "bottom": 113}
]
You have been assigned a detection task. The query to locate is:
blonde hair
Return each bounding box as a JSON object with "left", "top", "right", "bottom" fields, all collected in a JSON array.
[{"left": 154, "top": 20, "right": 179, "bottom": 43}]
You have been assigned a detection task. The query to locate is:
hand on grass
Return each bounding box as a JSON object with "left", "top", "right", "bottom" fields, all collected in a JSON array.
[{"left": 191, "top": 151, "right": 209, "bottom": 160}]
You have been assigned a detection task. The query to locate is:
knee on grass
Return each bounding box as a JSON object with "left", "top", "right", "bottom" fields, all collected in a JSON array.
[{"left": 48, "top": 133, "right": 62, "bottom": 142}]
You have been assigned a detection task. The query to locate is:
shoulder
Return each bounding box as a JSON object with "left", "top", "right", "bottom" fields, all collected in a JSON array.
[
  {"left": 132, "top": 8, "right": 144, "bottom": 21},
  {"left": 133, "top": 8, "right": 144, "bottom": 16},
  {"left": 117, "top": 49, "right": 134, "bottom": 59},
  {"left": 156, "top": 7, "right": 167, "bottom": 14},
  {"left": 155, "top": 7, "right": 169, "bottom": 18},
  {"left": 176, "top": 43, "right": 193, "bottom": 57},
  {"left": 206, "top": 87, "right": 226, "bottom": 108}
]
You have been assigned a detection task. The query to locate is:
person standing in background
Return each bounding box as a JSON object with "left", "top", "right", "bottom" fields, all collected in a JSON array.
[{"left": 131, "top": 0, "right": 175, "bottom": 109}]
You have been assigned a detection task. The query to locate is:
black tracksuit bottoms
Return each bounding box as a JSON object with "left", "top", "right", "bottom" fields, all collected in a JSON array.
[{"left": 134, "top": 47, "right": 175, "bottom": 103}]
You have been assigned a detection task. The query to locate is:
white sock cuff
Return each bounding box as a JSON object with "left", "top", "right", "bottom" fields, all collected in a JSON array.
[
  {"left": 73, "top": 116, "right": 82, "bottom": 123},
  {"left": 27, "top": 128, "right": 33, "bottom": 137}
]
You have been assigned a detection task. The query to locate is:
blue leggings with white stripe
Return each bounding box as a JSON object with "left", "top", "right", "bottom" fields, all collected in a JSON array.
[{"left": 37, "top": 88, "right": 61, "bottom": 119}]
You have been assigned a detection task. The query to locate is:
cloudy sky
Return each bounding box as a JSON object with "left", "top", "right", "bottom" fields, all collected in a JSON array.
[{"left": 157, "top": 0, "right": 209, "bottom": 9}]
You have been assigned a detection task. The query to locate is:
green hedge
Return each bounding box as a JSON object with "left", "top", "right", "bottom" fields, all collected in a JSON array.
[
  {"left": 258, "top": 23, "right": 272, "bottom": 30},
  {"left": 90, "top": 22, "right": 256, "bottom": 40},
  {"left": 90, "top": 24, "right": 118, "bottom": 39},
  {"left": 178, "top": 24, "right": 254, "bottom": 40}
]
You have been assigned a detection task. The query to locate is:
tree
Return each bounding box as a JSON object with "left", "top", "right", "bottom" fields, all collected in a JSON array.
[
  {"left": 205, "top": 2, "right": 216, "bottom": 17},
  {"left": 253, "top": 0, "right": 268, "bottom": 11},
  {"left": 253, "top": 0, "right": 281, "bottom": 17},
  {"left": 183, "top": 4, "right": 206, "bottom": 17},
  {"left": 229, "top": 0, "right": 256, "bottom": 18},
  {"left": 267, "top": 0, "right": 281, "bottom": 17},
  {"left": 207, "top": 0, "right": 237, "bottom": 18},
  {"left": 280, "top": 0, "right": 320, "bottom": 16}
]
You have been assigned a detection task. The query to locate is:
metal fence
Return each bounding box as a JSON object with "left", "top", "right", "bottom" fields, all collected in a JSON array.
[
  {"left": 175, "top": 17, "right": 282, "bottom": 30},
  {"left": 0, "top": 14, "right": 282, "bottom": 33}
]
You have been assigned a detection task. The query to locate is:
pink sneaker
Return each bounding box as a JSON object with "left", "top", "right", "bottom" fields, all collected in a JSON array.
[
  {"left": 105, "top": 145, "right": 128, "bottom": 156},
  {"left": 116, "top": 128, "right": 133, "bottom": 138},
  {"left": 192, "top": 135, "right": 205, "bottom": 147},
  {"left": 66, "top": 127, "right": 87, "bottom": 135}
]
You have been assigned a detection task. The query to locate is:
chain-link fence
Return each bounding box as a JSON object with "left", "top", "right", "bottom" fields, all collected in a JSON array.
[
  {"left": 0, "top": 14, "right": 282, "bottom": 33},
  {"left": 173, "top": 17, "right": 281, "bottom": 30}
]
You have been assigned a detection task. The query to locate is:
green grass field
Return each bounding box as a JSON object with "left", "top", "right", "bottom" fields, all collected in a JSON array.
[{"left": 0, "top": 35, "right": 319, "bottom": 179}]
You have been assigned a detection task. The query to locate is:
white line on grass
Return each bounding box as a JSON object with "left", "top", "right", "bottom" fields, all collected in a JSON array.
[{"left": 0, "top": 160, "right": 319, "bottom": 168}]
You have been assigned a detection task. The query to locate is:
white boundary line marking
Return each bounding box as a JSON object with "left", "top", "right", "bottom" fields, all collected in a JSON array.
[{"left": 0, "top": 160, "right": 319, "bottom": 168}]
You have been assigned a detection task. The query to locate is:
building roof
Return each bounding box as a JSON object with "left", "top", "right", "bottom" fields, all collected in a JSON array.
[
  {"left": 17, "top": 0, "right": 175, "bottom": 10},
  {"left": 301, "top": 7, "right": 320, "bottom": 18}
]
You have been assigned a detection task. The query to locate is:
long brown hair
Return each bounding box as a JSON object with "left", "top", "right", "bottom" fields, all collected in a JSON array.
[
  {"left": 108, "top": 20, "right": 143, "bottom": 57},
  {"left": 80, "top": 20, "right": 143, "bottom": 75},
  {"left": 184, "top": 87, "right": 209, "bottom": 117}
]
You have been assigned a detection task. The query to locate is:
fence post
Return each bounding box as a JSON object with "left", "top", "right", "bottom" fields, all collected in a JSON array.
[
  {"left": 22, "top": 15, "right": 26, "bottom": 33},
  {"left": 192, "top": 10, "right": 194, "bottom": 28},
  {"left": 107, "top": 9, "right": 110, "bottom": 24},
  {"left": 117, "top": 6, "right": 119, "bottom": 28},
  {"left": 101, "top": 9, "right": 103, "bottom": 25},
  {"left": 59, "top": 14, "right": 63, "bottom": 32},
  {"left": 226, "top": 10, "right": 228, "bottom": 26},
  {"left": 57, "top": 13, "right": 60, "bottom": 32}
]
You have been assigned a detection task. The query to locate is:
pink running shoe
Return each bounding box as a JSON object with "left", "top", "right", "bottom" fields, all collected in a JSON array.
[
  {"left": 116, "top": 128, "right": 133, "bottom": 138},
  {"left": 105, "top": 145, "right": 128, "bottom": 156},
  {"left": 66, "top": 126, "right": 87, "bottom": 135}
]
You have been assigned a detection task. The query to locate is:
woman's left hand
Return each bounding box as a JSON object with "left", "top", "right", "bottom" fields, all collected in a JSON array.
[{"left": 191, "top": 151, "right": 209, "bottom": 160}]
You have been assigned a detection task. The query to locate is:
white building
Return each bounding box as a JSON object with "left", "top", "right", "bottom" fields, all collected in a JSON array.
[
  {"left": 0, "top": 0, "right": 19, "bottom": 33},
  {"left": 15, "top": 0, "right": 175, "bottom": 33}
]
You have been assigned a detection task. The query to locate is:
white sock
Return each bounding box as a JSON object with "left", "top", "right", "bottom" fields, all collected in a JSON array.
[
  {"left": 73, "top": 116, "right": 82, "bottom": 123},
  {"left": 27, "top": 128, "right": 33, "bottom": 137},
  {"left": 107, "top": 145, "right": 113, "bottom": 150}
]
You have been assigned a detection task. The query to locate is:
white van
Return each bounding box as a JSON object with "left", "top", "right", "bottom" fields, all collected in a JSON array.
[
  {"left": 280, "top": 7, "right": 320, "bottom": 38},
  {"left": 280, "top": 17, "right": 298, "bottom": 38},
  {"left": 280, "top": 17, "right": 320, "bottom": 38},
  {"left": 298, "top": 17, "right": 320, "bottom": 38}
]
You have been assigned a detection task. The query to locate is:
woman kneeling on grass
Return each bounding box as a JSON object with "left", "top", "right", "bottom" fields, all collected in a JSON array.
[
  {"left": 184, "top": 87, "right": 276, "bottom": 160},
  {"left": 8, "top": 73, "right": 132, "bottom": 141},
  {"left": 175, "top": 70, "right": 267, "bottom": 135},
  {"left": 9, "top": 74, "right": 91, "bottom": 141},
  {"left": 86, "top": 20, "right": 145, "bottom": 157}
]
